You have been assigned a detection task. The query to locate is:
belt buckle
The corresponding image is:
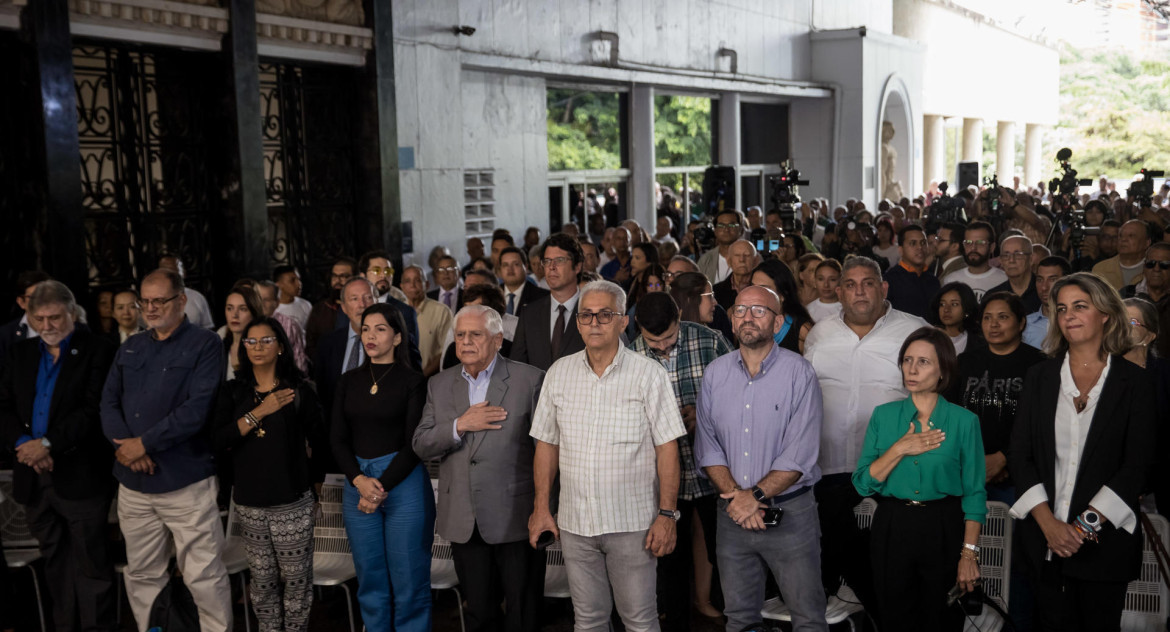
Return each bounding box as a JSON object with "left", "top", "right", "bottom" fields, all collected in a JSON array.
[{"left": 906, "top": 500, "right": 925, "bottom": 507}]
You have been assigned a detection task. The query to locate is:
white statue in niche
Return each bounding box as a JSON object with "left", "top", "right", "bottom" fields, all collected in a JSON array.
[{"left": 881, "top": 121, "right": 904, "bottom": 202}]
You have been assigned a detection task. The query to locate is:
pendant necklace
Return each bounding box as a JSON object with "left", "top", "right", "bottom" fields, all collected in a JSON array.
[{"left": 369, "top": 363, "right": 394, "bottom": 395}]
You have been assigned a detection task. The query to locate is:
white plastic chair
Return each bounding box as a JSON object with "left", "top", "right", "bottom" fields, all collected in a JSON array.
[
  {"left": 1, "top": 470, "right": 46, "bottom": 632},
  {"left": 223, "top": 497, "right": 252, "bottom": 632},
  {"left": 313, "top": 475, "right": 357, "bottom": 632},
  {"left": 962, "top": 501, "right": 1012, "bottom": 632},
  {"left": 543, "top": 539, "right": 572, "bottom": 599},
  {"left": 430, "top": 531, "right": 465, "bottom": 632},
  {"left": 1122, "top": 513, "right": 1170, "bottom": 632}
]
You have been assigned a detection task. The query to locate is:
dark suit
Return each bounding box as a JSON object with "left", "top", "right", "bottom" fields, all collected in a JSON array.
[
  {"left": 502, "top": 281, "right": 549, "bottom": 317},
  {"left": 0, "top": 329, "right": 117, "bottom": 632},
  {"left": 1009, "top": 355, "right": 1156, "bottom": 630},
  {"left": 413, "top": 355, "right": 546, "bottom": 632},
  {"left": 0, "top": 316, "right": 31, "bottom": 370},
  {"left": 427, "top": 286, "right": 463, "bottom": 313},
  {"left": 509, "top": 295, "right": 586, "bottom": 371}
]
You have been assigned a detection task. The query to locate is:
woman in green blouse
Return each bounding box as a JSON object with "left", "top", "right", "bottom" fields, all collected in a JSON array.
[{"left": 853, "top": 326, "right": 987, "bottom": 631}]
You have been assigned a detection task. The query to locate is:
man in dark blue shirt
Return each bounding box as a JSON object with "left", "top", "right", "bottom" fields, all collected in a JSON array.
[
  {"left": 883, "top": 224, "right": 940, "bottom": 318},
  {"left": 0, "top": 280, "right": 117, "bottom": 632},
  {"left": 100, "top": 269, "right": 231, "bottom": 632}
]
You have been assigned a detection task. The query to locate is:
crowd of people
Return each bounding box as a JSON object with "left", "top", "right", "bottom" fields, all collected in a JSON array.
[{"left": 1, "top": 175, "right": 1169, "bottom": 632}]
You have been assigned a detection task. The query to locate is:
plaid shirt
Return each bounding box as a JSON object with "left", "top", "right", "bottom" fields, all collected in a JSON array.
[{"left": 629, "top": 321, "right": 733, "bottom": 500}]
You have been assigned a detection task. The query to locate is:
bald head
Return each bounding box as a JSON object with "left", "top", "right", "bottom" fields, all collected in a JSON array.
[{"left": 729, "top": 239, "right": 758, "bottom": 276}]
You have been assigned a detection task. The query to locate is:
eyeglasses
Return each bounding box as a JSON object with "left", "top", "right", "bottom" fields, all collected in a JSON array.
[
  {"left": 242, "top": 336, "right": 279, "bottom": 347},
  {"left": 1001, "top": 251, "right": 1030, "bottom": 261},
  {"left": 576, "top": 310, "right": 620, "bottom": 325},
  {"left": 330, "top": 272, "right": 353, "bottom": 281},
  {"left": 367, "top": 267, "right": 393, "bottom": 277},
  {"left": 962, "top": 239, "right": 990, "bottom": 247},
  {"left": 1130, "top": 318, "right": 1146, "bottom": 329},
  {"left": 436, "top": 266, "right": 460, "bottom": 273},
  {"left": 730, "top": 304, "right": 779, "bottom": 318},
  {"left": 1145, "top": 260, "right": 1170, "bottom": 270},
  {"left": 715, "top": 223, "right": 741, "bottom": 230},
  {"left": 700, "top": 291, "right": 715, "bottom": 299},
  {"left": 136, "top": 295, "right": 181, "bottom": 310},
  {"left": 541, "top": 257, "right": 573, "bottom": 268},
  {"left": 663, "top": 271, "right": 678, "bottom": 281}
]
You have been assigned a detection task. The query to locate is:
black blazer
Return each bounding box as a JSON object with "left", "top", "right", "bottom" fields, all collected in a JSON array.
[
  {"left": 509, "top": 295, "right": 585, "bottom": 371},
  {"left": 0, "top": 329, "right": 116, "bottom": 504},
  {"left": 503, "top": 280, "right": 549, "bottom": 317},
  {"left": 1009, "top": 354, "right": 1156, "bottom": 583}
]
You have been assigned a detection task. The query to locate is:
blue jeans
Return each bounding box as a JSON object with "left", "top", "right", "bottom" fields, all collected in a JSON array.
[
  {"left": 716, "top": 489, "right": 828, "bottom": 631},
  {"left": 342, "top": 454, "right": 434, "bottom": 632}
]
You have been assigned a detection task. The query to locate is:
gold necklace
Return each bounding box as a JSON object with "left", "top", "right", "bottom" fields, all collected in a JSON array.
[{"left": 369, "top": 363, "right": 394, "bottom": 395}]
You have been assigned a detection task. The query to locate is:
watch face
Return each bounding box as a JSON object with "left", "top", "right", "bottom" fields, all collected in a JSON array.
[{"left": 1084, "top": 511, "right": 1100, "bottom": 523}]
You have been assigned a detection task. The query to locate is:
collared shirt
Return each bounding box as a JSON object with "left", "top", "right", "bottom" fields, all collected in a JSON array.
[
  {"left": 853, "top": 396, "right": 987, "bottom": 523},
  {"left": 804, "top": 303, "right": 928, "bottom": 475},
  {"left": 15, "top": 334, "right": 74, "bottom": 448},
  {"left": 1010, "top": 355, "right": 1136, "bottom": 533},
  {"left": 694, "top": 344, "right": 824, "bottom": 493},
  {"left": 629, "top": 321, "right": 732, "bottom": 500},
  {"left": 530, "top": 346, "right": 686, "bottom": 537},
  {"left": 452, "top": 354, "right": 499, "bottom": 442},
  {"left": 504, "top": 282, "right": 527, "bottom": 315},
  {"left": 988, "top": 276, "right": 1041, "bottom": 314},
  {"left": 19, "top": 314, "right": 39, "bottom": 341},
  {"left": 411, "top": 297, "right": 454, "bottom": 369},
  {"left": 1022, "top": 311, "right": 1049, "bottom": 351},
  {"left": 100, "top": 318, "right": 224, "bottom": 494},
  {"left": 548, "top": 290, "right": 580, "bottom": 341}
]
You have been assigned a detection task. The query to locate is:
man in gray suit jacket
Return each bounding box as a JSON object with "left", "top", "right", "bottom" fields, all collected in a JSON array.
[{"left": 413, "top": 305, "right": 546, "bottom": 632}]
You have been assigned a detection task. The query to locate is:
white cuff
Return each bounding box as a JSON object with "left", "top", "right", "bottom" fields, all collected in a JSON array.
[
  {"left": 1010, "top": 483, "right": 1049, "bottom": 520},
  {"left": 452, "top": 418, "right": 463, "bottom": 443},
  {"left": 1089, "top": 486, "right": 1137, "bottom": 534}
]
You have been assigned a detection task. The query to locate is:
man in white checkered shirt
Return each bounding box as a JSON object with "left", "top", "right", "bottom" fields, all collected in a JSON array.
[{"left": 529, "top": 280, "right": 686, "bottom": 632}]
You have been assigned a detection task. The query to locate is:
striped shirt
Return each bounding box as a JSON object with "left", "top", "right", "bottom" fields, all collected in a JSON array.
[{"left": 530, "top": 346, "right": 686, "bottom": 537}]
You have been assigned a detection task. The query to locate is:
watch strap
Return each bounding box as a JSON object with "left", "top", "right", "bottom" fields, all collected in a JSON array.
[
  {"left": 751, "top": 486, "right": 767, "bottom": 503},
  {"left": 658, "top": 508, "right": 680, "bottom": 521}
]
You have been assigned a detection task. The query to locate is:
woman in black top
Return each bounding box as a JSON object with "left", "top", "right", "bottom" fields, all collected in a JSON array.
[
  {"left": 946, "top": 291, "right": 1045, "bottom": 505},
  {"left": 927, "top": 282, "right": 984, "bottom": 355},
  {"left": 330, "top": 303, "right": 433, "bottom": 632},
  {"left": 212, "top": 317, "right": 323, "bottom": 632},
  {"left": 750, "top": 259, "right": 813, "bottom": 354}
]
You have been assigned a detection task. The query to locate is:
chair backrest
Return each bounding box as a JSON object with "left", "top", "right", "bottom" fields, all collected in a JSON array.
[
  {"left": 0, "top": 470, "right": 38, "bottom": 549},
  {"left": 314, "top": 478, "right": 351, "bottom": 556},
  {"left": 854, "top": 498, "right": 876, "bottom": 529},
  {"left": 545, "top": 540, "right": 565, "bottom": 567},
  {"left": 226, "top": 497, "right": 244, "bottom": 539},
  {"left": 319, "top": 474, "right": 346, "bottom": 506},
  {"left": 1122, "top": 513, "right": 1170, "bottom": 630}
]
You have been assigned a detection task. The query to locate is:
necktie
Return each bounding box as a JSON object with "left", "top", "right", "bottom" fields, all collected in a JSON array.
[
  {"left": 506, "top": 293, "right": 516, "bottom": 315},
  {"left": 443, "top": 291, "right": 455, "bottom": 312},
  {"left": 344, "top": 335, "right": 361, "bottom": 373},
  {"left": 550, "top": 305, "right": 566, "bottom": 362},
  {"left": 18, "top": 322, "right": 28, "bottom": 338}
]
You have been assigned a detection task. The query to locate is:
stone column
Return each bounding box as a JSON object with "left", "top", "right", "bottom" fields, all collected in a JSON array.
[
  {"left": 629, "top": 83, "right": 656, "bottom": 233},
  {"left": 718, "top": 91, "right": 741, "bottom": 179},
  {"left": 961, "top": 117, "right": 983, "bottom": 163},
  {"left": 996, "top": 121, "right": 1015, "bottom": 182},
  {"left": 1024, "top": 123, "right": 1043, "bottom": 191},
  {"left": 923, "top": 114, "right": 944, "bottom": 187}
]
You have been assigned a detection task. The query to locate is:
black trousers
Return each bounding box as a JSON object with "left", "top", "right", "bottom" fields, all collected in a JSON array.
[
  {"left": 1032, "top": 560, "right": 1128, "bottom": 632},
  {"left": 870, "top": 495, "right": 964, "bottom": 632},
  {"left": 815, "top": 474, "right": 877, "bottom": 609},
  {"left": 656, "top": 495, "right": 718, "bottom": 632},
  {"left": 24, "top": 478, "right": 116, "bottom": 632},
  {"left": 450, "top": 524, "right": 546, "bottom": 632}
]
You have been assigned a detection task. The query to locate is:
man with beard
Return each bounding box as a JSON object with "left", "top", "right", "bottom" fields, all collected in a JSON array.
[
  {"left": 358, "top": 250, "right": 409, "bottom": 304},
  {"left": 695, "top": 286, "right": 828, "bottom": 631},
  {"left": 926, "top": 222, "right": 965, "bottom": 279},
  {"left": 988, "top": 235, "right": 1041, "bottom": 313},
  {"left": 803, "top": 256, "right": 927, "bottom": 615},
  {"left": 306, "top": 256, "right": 356, "bottom": 358},
  {"left": 941, "top": 221, "right": 1007, "bottom": 300}
]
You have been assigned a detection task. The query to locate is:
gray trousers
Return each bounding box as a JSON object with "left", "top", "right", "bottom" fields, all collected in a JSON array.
[
  {"left": 560, "top": 529, "right": 659, "bottom": 632},
  {"left": 716, "top": 489, "right": 828, "bottom": 632}
]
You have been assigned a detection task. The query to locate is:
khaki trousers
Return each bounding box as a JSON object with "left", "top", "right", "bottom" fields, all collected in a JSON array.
[{"left": 117, "top": 477, "right": 232, "bottom": 632}]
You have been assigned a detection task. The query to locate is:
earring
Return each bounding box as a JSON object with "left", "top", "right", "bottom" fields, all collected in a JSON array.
[{"left": 278, "top": 351, "right": 283, "bottom": 356}]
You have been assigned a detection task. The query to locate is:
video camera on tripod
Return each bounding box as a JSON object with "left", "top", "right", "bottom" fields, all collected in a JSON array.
[
  {"left": 767, "top": 161, "right": 809, "bottom": 235},
  {"left": 1045, "top": 148, "right": 1095, "bottom": 251},
  {"left": 1128, "top": 168, "right": 1165, "bottom": 209},
  {"left": 924, "top": 182, "right": 966, "bottom": 234}
]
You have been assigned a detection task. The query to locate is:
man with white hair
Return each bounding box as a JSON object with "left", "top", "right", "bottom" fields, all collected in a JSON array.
[
  {"left": 529, "top": 280, "right": 686, "bottom": 632},
  {"left": 988, "top": 234, "right": 1041, "bottom": 313},
  {"left": 413, "top": 305, "right": 546, "bottom": 631}
]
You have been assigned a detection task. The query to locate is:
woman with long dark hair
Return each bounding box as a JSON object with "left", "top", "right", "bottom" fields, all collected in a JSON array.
[
  {"left": 218, "top": 282, "right": 265, "bottom": 380},
  {"left": 926, "top": 282, "right": 983, "bottom": 354},
  {"left": 212, "top": 317, "right": 323, "bottom": 632},
  {"left": 331, "top": 304, "right": 433, "bottom": 632},
  {"left": 750, "top": 259, "right": 813, "bottom": 354},
  {"left": 1009, "top": 273, "right": 1156, "bottom": 630},
  {"left": 625, "top": 242, "right": 661, "bottom": 302}
]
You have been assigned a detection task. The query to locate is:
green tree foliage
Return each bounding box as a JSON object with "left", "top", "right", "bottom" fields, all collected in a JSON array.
[
  {"left": 1050, "top": 47, "right": 1170, "bottom": 181},
  {"left": 546, "top": 89, "right": 621, "bottom": 171},
  {"left": 654, "top": 95, "right": 713, "bottom": 167}
]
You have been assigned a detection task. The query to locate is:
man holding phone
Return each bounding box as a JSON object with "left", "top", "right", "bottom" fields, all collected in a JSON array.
[{"left": 695, "top": 286, "right": 828, "bottom": 631}]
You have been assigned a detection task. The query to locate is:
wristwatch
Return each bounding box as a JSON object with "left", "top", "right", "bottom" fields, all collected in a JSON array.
[
  {"left": 40, "top": 437, "right": 51, "bottom": 449},
  {"left": 1081, "top": 508, "right": 1103, "bottom": 532},
  {"left": 751, "top": 486, "right": 768, "bottom": 503},
  {"left": 658, "top": 508, "right": 681, "bottom": 521}
]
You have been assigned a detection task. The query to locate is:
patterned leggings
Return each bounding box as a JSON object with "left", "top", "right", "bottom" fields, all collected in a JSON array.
[{"left": 237, "top": 491, "right": 315, "bottom": 632}]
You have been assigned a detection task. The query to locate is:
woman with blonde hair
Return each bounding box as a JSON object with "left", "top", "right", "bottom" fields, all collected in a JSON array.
[{"left": 1009, "top": 272, "right": 1156, "bottom": 631}]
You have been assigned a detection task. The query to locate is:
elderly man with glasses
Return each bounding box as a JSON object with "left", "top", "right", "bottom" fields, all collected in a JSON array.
[
  {"left": 100, "top": 268, "right": 232, "bottom": 632},
  {"left": 989, "top": 234, "right": 1042, "bottom": 313},
  {"left": 529, "top": 280, "right": 685, "bottom": 632}
]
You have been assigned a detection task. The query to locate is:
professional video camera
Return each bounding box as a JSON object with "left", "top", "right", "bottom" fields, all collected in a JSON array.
[
  {"left": 1045, "top": 148, "right": 1095, "bottom": 252},
  {"left": 1127, "top": 167, "right": 1165, "bottom": 208},
  {"left": 767, "top": 161, "right": 809, "bottom": 235},
  {"left": 984, "top": 175, "right": 1002, "bottom": 213},
  {"left": 924, "top": 182, "right": 966, "bottom": 234},
  {"left": 692, "top": 221, "right": 716, "bottom": 255}
]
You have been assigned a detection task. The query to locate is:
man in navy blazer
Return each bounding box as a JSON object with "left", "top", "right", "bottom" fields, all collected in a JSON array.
[
  {"left": 498, "top": 246, "right": 550, "bottom": 317},
  {"left": 0, "top": 281, "right": 117, "bottom": 632}
]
